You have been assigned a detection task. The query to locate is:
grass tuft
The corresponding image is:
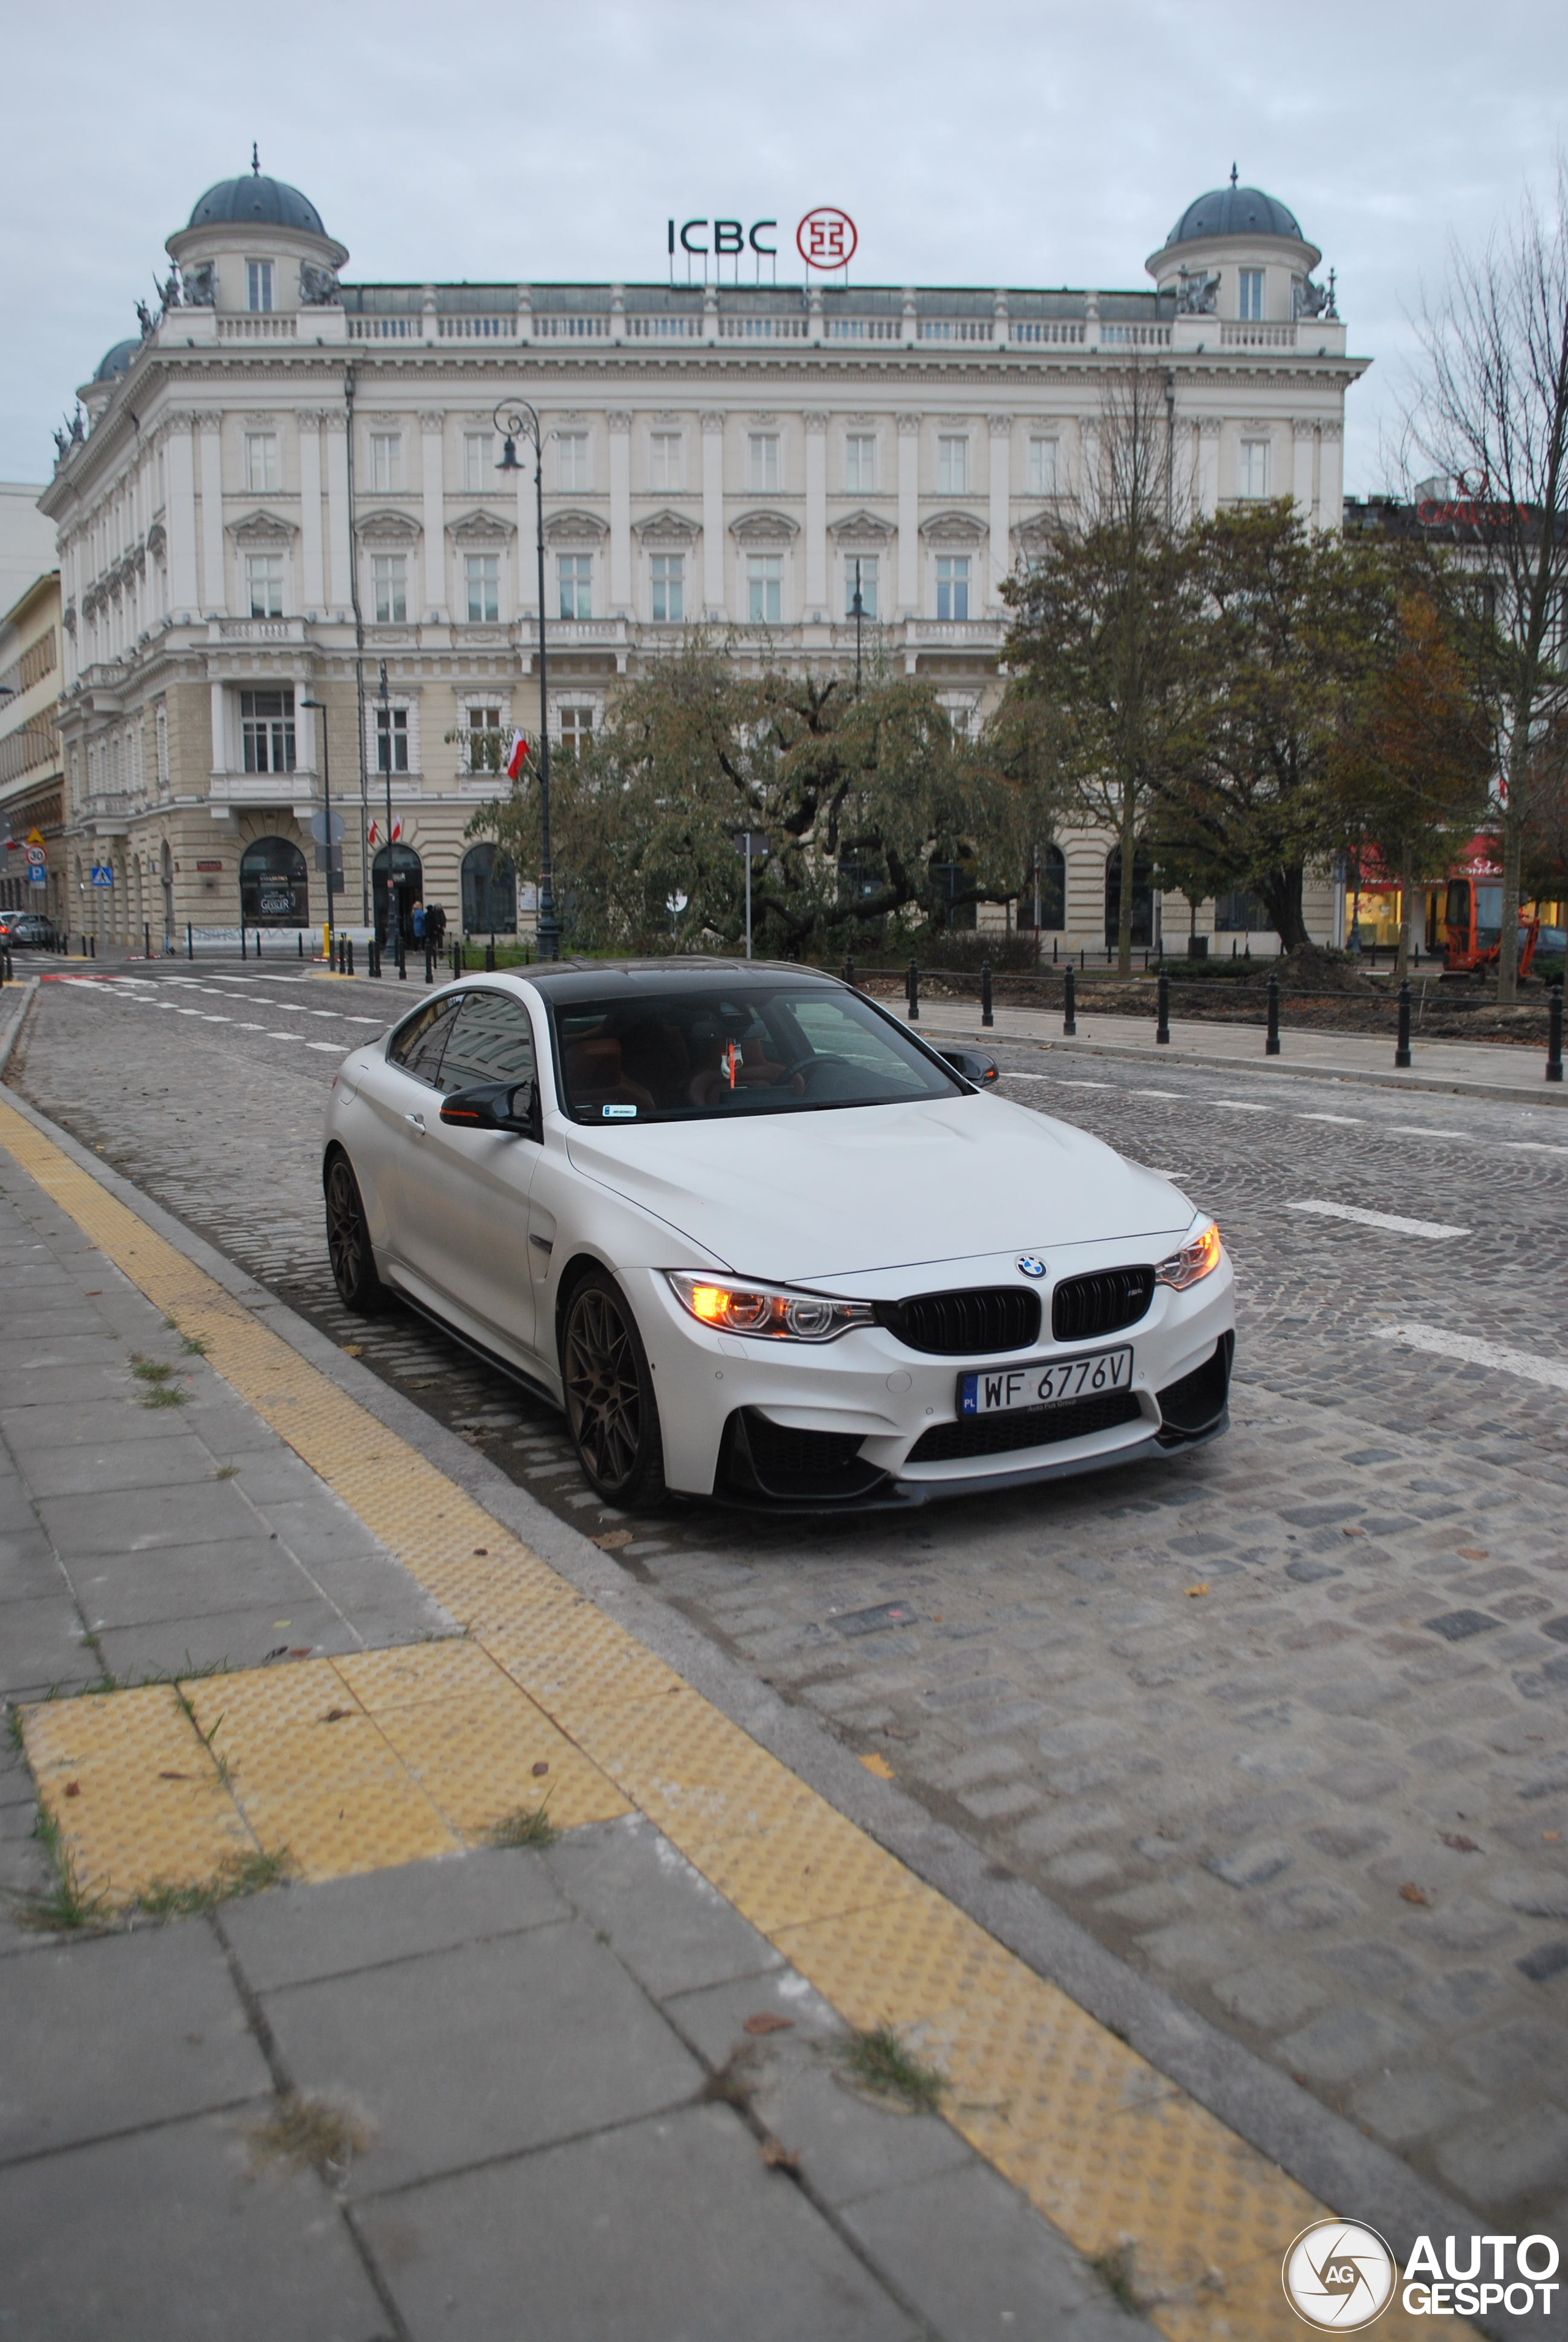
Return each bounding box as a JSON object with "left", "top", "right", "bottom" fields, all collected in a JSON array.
[
  {"left": 182, "top": 1335, "right": 207, "bottom": 1357},
  {"left": 12, "top": 1805, "right": 111, "bottom": 1935},
  {"left": 249, "top": 2090, "right": 369, "bottom": 2181},
  {"left": 843, "top": 2024, "right": 945, "bottom": 2115},
  {"left": 132, "top": 1846, "right": 291, "bottom": 1919},
  {"left": 141, "top": 1384, "right": 185, "bottom": 1409},
  {"left": 1092, "top": 2243, "right": 1140, "bottom": 2314},
  {"left": 130, "top": 1355, "right": 176, "bottom": 1383},
  {"left": 212, "top": 1464, "right": 238, "bottom": 1480},
  {"left": 488, "top": 1801, "right": 557, "bottom": 1850}
]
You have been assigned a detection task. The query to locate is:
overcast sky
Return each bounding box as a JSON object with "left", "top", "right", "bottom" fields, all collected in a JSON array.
[{"left": 2, "top": 0, "right": 1563, "bottom": 497}]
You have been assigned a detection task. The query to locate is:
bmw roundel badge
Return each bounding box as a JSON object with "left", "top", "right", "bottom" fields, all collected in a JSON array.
[{"left": 1016, "top": 1256, "right": 1047, "bottom": 1279}]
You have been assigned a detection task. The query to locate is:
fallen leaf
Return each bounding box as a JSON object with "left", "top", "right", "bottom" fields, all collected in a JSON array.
[
  {"left": 744, "top": 2012, "right": 794, "bottom": 2036},
  {"left": 1545, "top": 1832, "right": 1561, "bottom": 1843},
  {"left": 288, "top": 1647, "right": 312, "bottom": 1659},
  {"left": 859, "top": 1752, "right": 895, "bottom": 1779},
  {"left": 322, "top": 1708, "right": 352, "bottom": 1723},
  {"left": 593, "top": 1530, "right": 634, "bottom": 1550},
  {"left": 531, "top": 1760, "right": 549, "bottom": 1778},
  {"left": 472, "top": 1548, "right": 488, "bottom": 1557},
  {"left": 1441, "top": 1832, "right": 1480, "bottom": 1853},
  {"left": 62, "top": 1781, "right": 80, "bottom": 1799},
  {"left": 1457, "top": 1548, "right": 1488, "bottom": 1560},
  {"left": 760, "top": 2139, "right": 801, "bottom": 2171},
  {"left": 1341, "top": 1526, "right": 1365, "bottom": 1538},
  {"left": 157, "top": 1770, "right": 191, "bottom": 1782},
  {"left": 1399, "top": 1882, "right": 1430, "bottom": 1905},
  {"left": 341, "top": 1343, "right": 363, "bottom": 1357},
  {"left": 263, "top": 1646, "right": 289, "bottom": 1662},
  {"left": 1186, "top": 1583, "right": 1210, "bottom": 1598}
]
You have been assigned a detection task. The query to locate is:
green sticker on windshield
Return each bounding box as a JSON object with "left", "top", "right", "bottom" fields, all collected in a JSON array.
[{"left": 602, "top": 1104, "right": 637, "bottom": 1118}]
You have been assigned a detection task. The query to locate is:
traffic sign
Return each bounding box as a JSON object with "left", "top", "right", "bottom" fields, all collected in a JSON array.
[
  {"left": 90, "top": 865, "right": 113, "bottom": 887},
  {"left": 24, "top": 845, "right": 46, "bottom": 867},
  {"left": 24, "top": 827, "right": 44, "bottom": 848},
  {"left": 27, "top": 865, "right": 44, "bottom": 885},
  {"left": 309, "top": 811, "right": 345, "bottom": 845}
]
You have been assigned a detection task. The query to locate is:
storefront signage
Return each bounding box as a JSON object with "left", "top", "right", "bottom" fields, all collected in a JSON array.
[
  {"left": 797, "top": 208, "right": 857, "bottom": 269},
  {"left": 663, "top": 209, "right": 859, "bottom": 269},
  {"left": 668, "top": 218, "right": 777, "bottom": 257},
  {"left": 195, "top": 860, "right": 224, "bottom": 872}
]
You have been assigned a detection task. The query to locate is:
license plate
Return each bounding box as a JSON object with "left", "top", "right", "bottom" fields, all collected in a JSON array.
[{"left": 959, "top": 1347, "right": 1133, "bottom": 1416}]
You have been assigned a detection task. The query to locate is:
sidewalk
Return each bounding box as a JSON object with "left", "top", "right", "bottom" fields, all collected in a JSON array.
[
  {"left": 0, "top": 1083, "right": 1487, "bottom": 2341},
  {"left": 894, "top": 998, "right": 1567, "bottom": 1107}
]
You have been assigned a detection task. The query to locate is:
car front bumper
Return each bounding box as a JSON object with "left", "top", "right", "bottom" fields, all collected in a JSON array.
[{"left": 631, "top": 1250, "right": 1235, "bottom": 1509}]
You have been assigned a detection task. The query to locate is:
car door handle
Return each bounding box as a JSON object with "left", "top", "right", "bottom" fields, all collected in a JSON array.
[{"left": 405, "top": 1112, "right": 426, "bottom": 1136}]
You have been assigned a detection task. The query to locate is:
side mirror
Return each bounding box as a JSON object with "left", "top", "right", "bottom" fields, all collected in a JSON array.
[
  {"left": 940, "top": 1049, "right": 1000, "bottom": 1087},
  {"left": 440, "top": 1079, "right": 538, "bottom": 1135}
]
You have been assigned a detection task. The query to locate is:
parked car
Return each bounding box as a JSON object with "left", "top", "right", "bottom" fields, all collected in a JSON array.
[
  {"left": 321, "top": 964, "right": 1234, "bottom": 1510},
  {"left": 0, "top": 911, "right": 56, "bottom": 949}
]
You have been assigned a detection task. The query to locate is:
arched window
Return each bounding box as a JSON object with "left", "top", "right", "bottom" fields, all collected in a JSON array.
[
  {"left": 372, "top": 843, "right": 423, "bottom": 944},
  {"left": 239, "top": 837, "right": 309, "bottom": 927},
  {"left": 461, "top": 842, "right": 516, "bottom": 936},
  {"left": 1104, "top": 845, "right": 1155, "bottom": 948},
  {"left": 1017, "top": 844, "right": 1066, "bottom": 931}
]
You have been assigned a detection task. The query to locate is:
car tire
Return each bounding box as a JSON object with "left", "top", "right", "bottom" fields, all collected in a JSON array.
[
  {"left": 560, "top": 1269, "right": 668, "bottom": 1508},
  {"left": 324, "top": 1151, "right": 385, "bottom": 1317}
]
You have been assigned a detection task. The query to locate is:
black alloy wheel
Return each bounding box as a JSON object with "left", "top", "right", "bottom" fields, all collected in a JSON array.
[
  {"left": 562, "top": 1270, "right": 666, "bottom": 1507},
  {"left": 324, "top": 1153, "right": 385, "bottom": 1316}
]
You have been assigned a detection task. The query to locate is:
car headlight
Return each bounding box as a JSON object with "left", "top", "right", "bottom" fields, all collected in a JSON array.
[
  {"left": 1155, "top": 1218, "right": 1223, "bottom": 1292},
  {"left": 666, "top": 1271, "right": 874, "bottom": 1343}
]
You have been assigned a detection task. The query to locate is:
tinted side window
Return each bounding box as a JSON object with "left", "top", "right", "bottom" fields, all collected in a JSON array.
[
  {"left": 388, "top": 996, "right": 462, "bottom": 1086},
  {"left": 439, "top": 992, "right": 537, "bottom": 1095}
]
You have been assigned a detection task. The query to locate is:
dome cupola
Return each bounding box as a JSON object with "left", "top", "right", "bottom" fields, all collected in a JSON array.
[
  {"left": 1146, "top": 166, "right": 1329, "bottom": 326},
  {"left": 164, "top": 146, "right": 348, "bottom": 315}
]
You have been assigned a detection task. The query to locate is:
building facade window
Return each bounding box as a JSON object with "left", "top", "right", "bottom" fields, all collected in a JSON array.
[
  {"left": 558, "top": 704, "right": 595, "bottom": 756},
  {"left": 244, "top": 432, "right": 279, "bottom": 493},
  {"left": 845, "top": 433, "right": 876, "bottom": 492},
  {"left": 649, "top": 432, "right": 683, "bottom": 489},
  {"left": 935, "top": 555, "right": 969, "bottom": 621},
  {"left": 375, "top": 705, "right": 410, "bottom": 774},
  {"left": 370, "top": 433, "right": 402, "bottom": 492},
  {"left": 557, "top": 432, "right": 590, "bottom": 490},
  {"left": 155, "top": 704, "right": 168, "bottom": 788},
  {"left": 845, "top": 555, "right": 878, "bottom": 618},
  {"left": 241, "top": 688, "right": 296, "bottom": 774},
  {"left": 463, "top": 702, "right": 503, "bottom": 772},
  {"left": 747, "top": 554, "right": 782, "bottom": 623},
  {"left": 937, "top": 434, "right": 970, "bottom": 494},
  {"left": 1027, "top": 436, "right": 1059, "bottom": 495},
  {"left": 372, "top": 553, "right": 407, "bottom": 623},
  {"left": 650, "top": 553, "right": 684, "bottom": 622},
  {"left": 747, "top": 433, "right": 780, "bottom": 492},
  {"left": 1238, "top": 439, "right": 1270, "bottom": 499},
  {"left": 1238, "top": 269, "right": 1264, "bottom": 321},
  {"left": 462, "top": 432, "right": 493, "bottom": 491},
  {"left": 557, "top": 555, "right": 592, "bottom": 619},
  {"left": 464, "top": 554, "right": 500, "bottom": 622},
  {"left": 246, "top": 554, "right": 284, "bottom": 618},
  {"left": 246, "top": 260, "right": 273, "bottom": 313}
]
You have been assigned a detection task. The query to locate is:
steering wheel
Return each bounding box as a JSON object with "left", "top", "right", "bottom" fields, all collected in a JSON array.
[{"left": 782, "top": 1053, "right": 856, "bottom": 1094}]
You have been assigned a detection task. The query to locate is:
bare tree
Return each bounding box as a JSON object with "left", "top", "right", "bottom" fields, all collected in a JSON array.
[{"left": 1404, "top": 164, "right": 1568, "bottom": 999}]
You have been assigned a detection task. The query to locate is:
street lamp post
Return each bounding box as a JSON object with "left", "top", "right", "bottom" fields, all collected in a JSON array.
[
  {"left": 300, "top": 697, "right": 334, "bottom": 962},
  {"left": 495, "top": 401, "right": 560, "bottom": 960},
  {"left": 852, "top": 558, "right": 864, "bottom": 695},
  {"left": 377, "top": 660, "right": 404, "bottom": 974}
]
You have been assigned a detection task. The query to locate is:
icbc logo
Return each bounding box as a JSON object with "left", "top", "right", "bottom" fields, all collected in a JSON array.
[{"left": 797, "top": 208, "right": 858, "bottom": 271}]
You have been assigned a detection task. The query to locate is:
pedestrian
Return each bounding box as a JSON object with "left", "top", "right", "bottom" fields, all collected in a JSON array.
[
  {"left": 426, "top": 903, "right": 447, "bottom": 951},
  {"left": 412, "top": 899, "right": 426, "bottom": 944}
]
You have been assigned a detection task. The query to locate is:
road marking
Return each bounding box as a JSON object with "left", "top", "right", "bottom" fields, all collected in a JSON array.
[
  {"left": 1502, "top": 1140, "right": 1568, "bottom": 1156},
  {"left": 1373, "top": 1321, "right": 1568, "bottom": 1392},
  {"left": 1297, "top": 1112, "right": 1363, "bottom": 1125},
  {"left": 1215, "top": 1099, "right": 1270, "bottom": 1112},
  {"left": 1388, "top": 1124, "right": 1470, "bottom": 1142},
  {"left": 265, "top": 1030, "right": 304, "bottom": 1042},
  {"left": 1289, "top": 1199, "right": 1469, "bottom": 1240},
  {"left": 1131, "top": 1089, "right": 1182, "bottom": 1099},
  {"left": 343, "top": 1016, "right": 385, "bottom": 1026},
  {"left": 236, "top": 1023, "right": 266, "bottom": 1032},
  {"left": 1057, "top": 1079, "right": 1112, "bottom": 1088},
  {"left": 200, "top": 1015, "right": 230, "bottom": 1023},
  {"left": 306, "top": 1041, "right": 343, "bottom": 1053}
]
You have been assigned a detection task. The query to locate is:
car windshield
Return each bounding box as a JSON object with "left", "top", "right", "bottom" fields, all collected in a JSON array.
[{"left": 548, "top": 980, "right": 965, "bottom": 1123}]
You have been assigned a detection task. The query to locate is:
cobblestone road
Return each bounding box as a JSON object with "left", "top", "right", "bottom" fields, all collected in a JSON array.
[{"left": 13, "top": 962, "right": 1568, "bottom": 2237}]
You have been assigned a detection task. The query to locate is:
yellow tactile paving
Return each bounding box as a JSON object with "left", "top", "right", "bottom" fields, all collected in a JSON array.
[{"left": 0, "top": 1093, "right": 1471, "bottom": 2342}]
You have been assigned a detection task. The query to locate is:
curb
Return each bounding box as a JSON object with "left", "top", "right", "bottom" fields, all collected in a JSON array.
[
  {"left": 0, "top": 1075, "right": 1517, "bottom": 2334},
  {"left": 0, "top": 977, "right": 41, "bottom": 1080}
]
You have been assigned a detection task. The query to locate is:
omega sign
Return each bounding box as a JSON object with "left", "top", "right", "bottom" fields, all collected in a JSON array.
[{"left": 666, "top": 209, "right": 857, "bottom": 267}]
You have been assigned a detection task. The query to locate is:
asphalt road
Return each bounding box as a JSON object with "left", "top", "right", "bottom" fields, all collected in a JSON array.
[{"left": 12, "top": 958, "right": 1568, "bottom": 2238}]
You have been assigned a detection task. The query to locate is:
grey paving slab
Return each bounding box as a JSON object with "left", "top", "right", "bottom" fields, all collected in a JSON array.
[
  {"left": 222, "top": 1846, "right": 568, "bottom": 1991},
  {"left": 247, "top": 1495, "right": 387, "bottom": 1567},
  {"left": 661, "top": 1960, "right": 847, "bottom": 2068},
  {"left": 0, "top": 1920, "right": 269, "bottom": 2161},
  {"left": 0, "top": 1397, "right": 200, "bottom": 1451},
  {"left": 355, "top": 2101, "right": 918, "bottom": 2342},
  {"left": 545, "top": 1814, "right": 783, "bottom": 2000},
  {"left": 0, "top": 1537, "right": 69, "bottom": 1605},
  {"left": 0, "top": 1592, "right": 100, "bottom": 1695},
  {"left": 37, "top": 1482, "right": 266, "bottom": 1555},
  {"left": 0, "top": 1475, "right": 42, "bottom": 1534},
  {"left": 17, "top": 1433, "right": 223, "bottom": 1497},
  {"left": 0, "top": 2109, "right": 386, "bottom": 2342},
  {"left": 73, "top": 1542, "right": 328, "bottom": 1626},
  {"left": 260, "top": 1919, "right": 703, "bottom": 2196},
  {"left": 94, "top": 1597, "right": 361, "bottom": 1682}
]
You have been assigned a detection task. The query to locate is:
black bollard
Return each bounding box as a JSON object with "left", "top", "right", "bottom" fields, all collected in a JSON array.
[
  {"left": 1156, "top": 970, "right": 1170, "bottom": 1045},
  {"left": 906, "top": 956, "right": 920, "bottom": 1022},
  {"left": 186, "top": 922, "right": 193, "bottom": 961},
  {"left": 842, "top": 952, "right": 856, "bottom": 989},
  {"left": 89, "top": 935, "right": 96, "bottom": 958},
  {"left": 147, "top": 923, "right": 154, "bottom": 961},
  {"left": 1546, "top": 982, "right": 1562, "bottom": 1085},
  {"left": 485, "top": 939, "right": 496, "bottom": 973},
  {"left": 298, "top": 931, "right": 304, "bottom": 959},
  {"left": 1395, "top": 977, "right": 1412, "bottom": 1069},
  {"left": 1063, "top": 965, "right": 1077, "bottom": 1037},
  {"left": 1266, "top": 973, "right": 1281, "bottom": 1057},
  {"left": 369, "top": 937, "right": 380, "bottom": 977},
  {"left": 981, "top": 958, "right": 994, "bottom": 1028}
]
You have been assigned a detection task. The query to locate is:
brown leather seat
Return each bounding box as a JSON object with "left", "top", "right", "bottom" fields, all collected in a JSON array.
[{"left": 564, "top": 1036, "right": 655, "bottom": 1114}]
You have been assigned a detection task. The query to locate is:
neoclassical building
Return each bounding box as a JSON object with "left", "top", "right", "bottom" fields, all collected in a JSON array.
[{"left": 40, "top": 165, "right": 1366, "bottom": 949}]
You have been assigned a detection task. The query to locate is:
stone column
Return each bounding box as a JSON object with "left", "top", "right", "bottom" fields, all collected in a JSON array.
[
  {"left": 420, "top": 413, "right": 446, "bottom": 618},
  {"left": 197, "top": 414, "right": 225, "bottom": 614},
  {"left": 701, "top": 412, "right": 725, "bottom": 616},
  {"left": 325, "top": 412, "right": 351, "bottom": 617},
  {"left": 1292, "top": 419, "right": 1316, "bottom": 521},
  {"left": 165, "top": 418, "right": 198, "bottom": 617},
  {"left": 1318, "top": 421, "right": 1343, "bottom": 531},
  {"left": 608, "top": 412, "right": 633, "bottom": 612},
  {"left": 804, "top": 413, "right": 828, "bottom": 615},
  {"left": 896, "top": 415, "right": 919, "bottom": 614},
  {"left": 1196, "top": 418, "right": 1221, "bottom": 518},
  {"left": 987, "top": 415, "right": 1011, "bottom": 608},
  {"left": 298, "top": 414, "right": 325, "bottom": 612},
  {"left": 209, "top": 679, "right": 228, "bottom": 778}
]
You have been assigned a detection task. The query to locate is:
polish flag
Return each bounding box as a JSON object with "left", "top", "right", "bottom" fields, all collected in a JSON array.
[
  {"left": 390, "top": 818, "right": 402, "bottom": 843},
  {"left": 368, "top": 819, "right": 378, "bottom": 846},
  {"left": 505, "top": 731, "right": 529, "bottom": 781}
]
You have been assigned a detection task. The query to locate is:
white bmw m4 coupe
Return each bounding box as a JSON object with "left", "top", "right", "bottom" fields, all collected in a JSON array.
[{"left": 322, "top": 962, "right": 1234, "bottom": 1510}]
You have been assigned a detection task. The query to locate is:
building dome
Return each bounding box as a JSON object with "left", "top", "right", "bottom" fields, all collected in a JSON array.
[
  {"left": 92, "top": 338, "right": 139, "bottom": 383},
  {"left": 1165, "top": 184, "right": 1303, "bottom": 247},
  {"left": 187, "top": 166, "right": 327, "bottom": 239}
]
